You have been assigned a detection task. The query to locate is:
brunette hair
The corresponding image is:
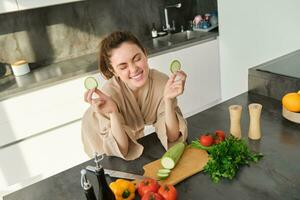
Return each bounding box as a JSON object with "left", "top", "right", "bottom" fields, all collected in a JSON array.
[{"left": 98, "top": 31, "right": 146, "bottom": 79}]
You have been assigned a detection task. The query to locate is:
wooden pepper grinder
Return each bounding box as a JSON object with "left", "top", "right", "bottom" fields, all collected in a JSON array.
[
  {"left": 248, "top": 103, "right": 263, "bottom": 140},
  {"left": 229, "top": 105, "right": 242, "bottom": 139}
]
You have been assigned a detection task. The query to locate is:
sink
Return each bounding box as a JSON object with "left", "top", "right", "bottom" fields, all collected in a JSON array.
[{"left": 155, "top": 30, "right": 208, "bottom": 44}]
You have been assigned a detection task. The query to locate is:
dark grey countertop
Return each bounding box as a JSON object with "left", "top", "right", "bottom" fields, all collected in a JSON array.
[
  {"left": 0, "top": 30, "right": 218, "bottom": 101},
  {"left": 255, "top": 49, "right": 300, "bottom": 79},
  {"left": 4, "top": 92, "right": 300, "bottom": 200}
]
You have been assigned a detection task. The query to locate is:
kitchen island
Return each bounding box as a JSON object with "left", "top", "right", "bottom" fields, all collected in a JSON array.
[{"left": 3, "top": 92, "right": 300, "bottom": 200}]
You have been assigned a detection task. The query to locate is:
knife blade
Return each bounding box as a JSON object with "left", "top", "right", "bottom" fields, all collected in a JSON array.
[{"left": 86, "top": 166, "right": 145, "bottom": 180}]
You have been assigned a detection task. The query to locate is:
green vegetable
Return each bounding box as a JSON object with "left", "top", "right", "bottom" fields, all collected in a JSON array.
[
  {"left": 161, "top": 142, "right": 185, "bottom": 169},
  {"left": 156, "top": 168, "right": 171, "bottom": 180},
  {"left": 170, "top": 60, "right": 181, "bottom": 73},
  {"left": 157, "top": 172, "right": 169, "bottom": 180},
  {"left": 157, "top": 169, "right": 171, "bottom": 174},
  {"left": 84, "top": 77, "right": 98, "bottom": 90},
  {"left": 192, "top": 135, "right": 263, "bottom": 183}
]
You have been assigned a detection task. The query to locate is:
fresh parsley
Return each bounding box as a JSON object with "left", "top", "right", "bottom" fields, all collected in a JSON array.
[{"left": 191, "top": 136, "right": 263, "bottom": 183}]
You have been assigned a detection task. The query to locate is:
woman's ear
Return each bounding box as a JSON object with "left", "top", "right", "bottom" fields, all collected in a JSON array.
[{"left": 143, "top": 48, "right": 148, "bottom": 57}]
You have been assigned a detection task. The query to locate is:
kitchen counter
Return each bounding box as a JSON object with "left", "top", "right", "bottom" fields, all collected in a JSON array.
[
  {"left": 4, "top": 92, "right": 300, "bottom": 200},
  {"left": 255, "top": 49, "right": 300, "bottom": 79},
  {"left": 249, "top": 49, "right": 300, "bottom": 101},
  {"left": 0, "top": 30, "right": 218, "bottom": 101}
]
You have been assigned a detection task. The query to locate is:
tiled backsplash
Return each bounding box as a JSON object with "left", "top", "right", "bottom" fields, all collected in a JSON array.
[{"left": 0, "top": 0, "right": 217, "bottom": 67}]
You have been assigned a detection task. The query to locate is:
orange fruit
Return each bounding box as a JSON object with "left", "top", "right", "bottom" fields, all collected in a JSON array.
[{"left": 282, "top": 92, "right": 300, "bottom": 112}]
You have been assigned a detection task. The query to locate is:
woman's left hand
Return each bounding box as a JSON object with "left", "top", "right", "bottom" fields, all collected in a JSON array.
[{"left": 164, "top": 70, "right": 187, "bottom": 101}]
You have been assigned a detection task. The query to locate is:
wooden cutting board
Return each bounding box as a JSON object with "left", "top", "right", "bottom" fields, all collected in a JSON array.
[{"left": 140, "top": 147, "right": 209, "bottom": 185}]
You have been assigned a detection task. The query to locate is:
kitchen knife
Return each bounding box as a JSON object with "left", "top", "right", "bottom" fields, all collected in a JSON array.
[{"left": 86, "top": 166, "right": 145, "bottom": 180}]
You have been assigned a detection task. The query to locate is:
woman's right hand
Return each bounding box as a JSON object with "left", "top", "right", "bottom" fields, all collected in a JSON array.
[{"left": 84, "top": 88, "right": 118, "bottom": 114}]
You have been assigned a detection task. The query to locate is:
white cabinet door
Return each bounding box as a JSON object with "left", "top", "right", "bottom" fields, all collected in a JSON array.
[
  {"left": 0, "top": 120, "right": 89, "bottom": 191},
  {"left": 0, "top": 0, "right": 18, "bottom": 14},
  {"left": 149, "top": 39, "right": 221, "bottom": 118},
  {"left": 0, "top": 73, "right": 106, "bottom": 148},
  {"left": 17, "top": 0, "right": 82, "bottom": 10}
]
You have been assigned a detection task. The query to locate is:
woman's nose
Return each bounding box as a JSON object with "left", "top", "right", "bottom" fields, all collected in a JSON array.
[{"left": 129, "top": 63, "right": 138, "bottom": 73}]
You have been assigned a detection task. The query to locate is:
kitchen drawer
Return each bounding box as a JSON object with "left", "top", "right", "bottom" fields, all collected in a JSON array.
[{"left": 0, "top": 120, "right": 89, "bottom": 190}]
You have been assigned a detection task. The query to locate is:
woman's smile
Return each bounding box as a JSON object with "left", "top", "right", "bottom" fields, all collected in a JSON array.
[{"left": 130, "top": 69, "right": 144, "bottom": 81}]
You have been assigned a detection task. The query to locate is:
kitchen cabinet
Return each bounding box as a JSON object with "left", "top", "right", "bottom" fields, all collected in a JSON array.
[
  {"left": 0, "top": 0, "right": 18, "bottom": 14},
  {"left": 0, "top": 74, "right": 102, "bottom": 190},
  {"left": 149, "top": 38, "right": 221, "bottom": 117},
  {"left": 0, "top": 76, "right": 90, "bottom": 147},
  {"left": 17, "top": 0, "right": 83, "bottom": 11}
]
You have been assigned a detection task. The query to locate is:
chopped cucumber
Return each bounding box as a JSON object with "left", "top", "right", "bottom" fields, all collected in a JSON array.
[
  {"left": 161, "top": 142, "right": 185, "bottom": 169},
  {"left": 158, "top": 169, "right": 171, "bottom": 174},
  {"left": 170, "top": 60, "right": 181, "bottom": 73},
  {"left": 157, "top": 172, "right": 170, "bottom": 180},
  {"left": 84, "top": 77, "right": 98, "bottom": 90}
]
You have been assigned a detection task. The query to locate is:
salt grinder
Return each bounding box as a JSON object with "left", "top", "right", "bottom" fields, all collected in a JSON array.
[
  {"left": 248, "top": 103, "right": 263, "bottom": 140},
  {"left": 229, "top": 105, "right": 242, "bottom": 139}
]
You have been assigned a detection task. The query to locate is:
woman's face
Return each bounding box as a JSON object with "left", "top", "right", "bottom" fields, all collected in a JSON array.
[{"left": 110, "top": 42, "right": 149, "bottom": 91}]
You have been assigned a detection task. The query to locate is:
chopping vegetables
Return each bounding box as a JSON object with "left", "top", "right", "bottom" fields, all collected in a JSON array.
[{"left": 157, "top": 142, "right": 185, "bottom": 180}]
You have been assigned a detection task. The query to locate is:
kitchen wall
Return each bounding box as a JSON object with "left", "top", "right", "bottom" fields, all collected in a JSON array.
[
  {"left": 218, "top": 0, "right": 300, "bottom": 101},
  {"left": 0, "top": 0, "right": 165, "bottom": 66},
  {"left": 0, "top": 0, "right": 217, "bottom": 68}
]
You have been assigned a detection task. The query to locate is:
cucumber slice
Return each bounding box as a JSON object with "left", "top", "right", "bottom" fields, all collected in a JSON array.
[
  {"left": 158, "top": 169, "right": 171, "bottom": 174},
  {"left": 84, "top": 77, "right": 98, "bottom": 90},
  {"left": 170, "top": 60, "right": 181, "bottom": 73},
  {"left": 157, "top": 172, "right": 170, "bottom": 180}
]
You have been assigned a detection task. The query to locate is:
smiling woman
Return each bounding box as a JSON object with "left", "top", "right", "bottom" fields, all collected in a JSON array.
[{"left": 81, "top": 31, "right": 188, "bottom": 160}]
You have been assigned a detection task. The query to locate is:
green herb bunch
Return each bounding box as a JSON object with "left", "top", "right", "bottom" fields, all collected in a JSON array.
[{"left": 192, "top": 135, "right": 263, "bottom": 183}]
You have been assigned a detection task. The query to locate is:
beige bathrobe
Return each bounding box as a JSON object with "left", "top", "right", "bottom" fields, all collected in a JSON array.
[{"left": 81, "top": 69, "right": 188, "bottom": 160}]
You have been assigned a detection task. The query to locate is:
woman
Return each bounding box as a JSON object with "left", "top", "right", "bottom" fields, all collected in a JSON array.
[{"left": 81, "top": 31, "right": 188, "bottom": 160}]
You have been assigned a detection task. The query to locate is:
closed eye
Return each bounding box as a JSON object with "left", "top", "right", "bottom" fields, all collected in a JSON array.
[
  {"left": 118, "top": 64, "right": 127, "bottom": 70},
  {"left": 133, "top": 53, "right": 141, "bottom": 62}
]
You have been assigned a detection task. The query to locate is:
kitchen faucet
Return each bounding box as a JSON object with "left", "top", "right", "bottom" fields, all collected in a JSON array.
[{"left": 164, "top": 3, "right": 182, "bottom": 32}]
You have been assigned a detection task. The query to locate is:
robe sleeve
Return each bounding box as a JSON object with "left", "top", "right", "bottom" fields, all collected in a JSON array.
[
  {"left": 153, "top": 99, "right": 188, "bottom": 150},
  {"left": 81, "top": 107, "right": 144, "bottom": 160}
]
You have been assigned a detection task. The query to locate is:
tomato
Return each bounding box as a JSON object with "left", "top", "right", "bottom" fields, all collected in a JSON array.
[
  {"left": 215, "top": 130, "right": 225, "bottom": 141},
  {"left": 199, "top": 134, "right": 214, "bottom": 147},
  {"left": 158, "top": 184, "right": 177, "bottom": 200},
  {"left": 142, "top": 192, "right": 165, "bottom": 200},
  {"left": 213, "top": 137, "right": 221, "bottom": 144},
  {"left": 137, "top": 178, "right": 160, "bottom": 197}
]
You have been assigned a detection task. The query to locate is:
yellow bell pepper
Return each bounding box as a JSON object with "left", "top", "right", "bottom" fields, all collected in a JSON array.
[{"left": 109, "top": 179, "right": 135, "bottom": 200}]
